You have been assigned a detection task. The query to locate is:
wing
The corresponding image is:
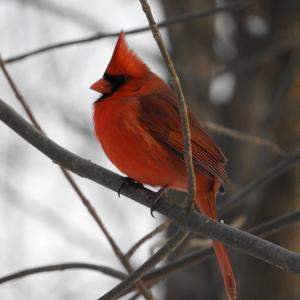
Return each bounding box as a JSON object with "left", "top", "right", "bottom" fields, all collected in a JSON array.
[{"left": 138, "top": 92, "right": 229, "bottom": 185}]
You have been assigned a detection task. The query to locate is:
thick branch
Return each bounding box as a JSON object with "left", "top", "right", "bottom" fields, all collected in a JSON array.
[
  {"left": 0, "top": 57, "right": 153, "bottom": 299},
  {"left": 143, "top": 209, "right": 300, "bottom": 286},
  {"left": 1, "top": 98, "right": 300, "bottom": 274},
  {"left": 0, "top": 209, "right": 299, "bottom": 289}
]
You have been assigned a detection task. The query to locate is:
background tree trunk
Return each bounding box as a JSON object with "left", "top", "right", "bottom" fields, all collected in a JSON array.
[{"left": 161, "top": 1, "right": 300, "bottom": 299}]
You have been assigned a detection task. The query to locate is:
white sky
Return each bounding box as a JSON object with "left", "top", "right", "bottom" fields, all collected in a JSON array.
[{"left": 0, "top": 1, "right": 168, "bottom": 299}]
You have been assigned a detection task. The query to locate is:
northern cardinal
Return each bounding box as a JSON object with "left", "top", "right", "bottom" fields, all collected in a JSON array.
[{"left": 91, "top": 32, "right": 236, "bottom": 300}]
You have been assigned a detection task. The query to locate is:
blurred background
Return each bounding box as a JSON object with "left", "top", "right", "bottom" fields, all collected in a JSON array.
[{"left": 0, "top": 0, "right": 300, "bottom": 299}]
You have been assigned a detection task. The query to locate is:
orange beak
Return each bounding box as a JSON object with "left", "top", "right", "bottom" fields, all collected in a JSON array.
[{"left": 90, "top": 78, "right": 112, "bottom": 95}]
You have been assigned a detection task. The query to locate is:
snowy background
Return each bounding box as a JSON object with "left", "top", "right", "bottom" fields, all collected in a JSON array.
[
  {"left": 0, "top": 1, "right": 168, "bottom": 299},
  {"left": 2, "top": 1, "right": 299, "bottom": 300}
]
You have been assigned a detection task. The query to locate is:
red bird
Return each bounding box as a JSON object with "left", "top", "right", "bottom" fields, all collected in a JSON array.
[{"left": 91, "top": 32, "right": 236, "bottom": 300}]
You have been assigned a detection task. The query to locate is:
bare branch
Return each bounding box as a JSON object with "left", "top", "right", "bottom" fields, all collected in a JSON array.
[
  {"left": 215, "top": 34, "right": 300, "bottom": 75},
  {"left": 250, "top": 209, "right": 300, "bottom": 238},
  {"left": 98, "top": 230, "right": 188, "bottom": 300},
  {"left": 2, "top": 208, "right": 298, "bottom": 289},
  {"left": 126, "top": 220, "right": 172, "bottom": 258},
  {"left": 219, "top": 153, "right": 300, "bottom": 213},
  {"left": 4, "top": 1, "right": 249, "bottom": 64},
  {"left": 143, "top": 209, "right": 300, "bottom": 287},
  {"left": 1, "top": 98, "right": 300, "bottom": 275},
  {"left": 0, "top": 263, "right": 126, "bottom": 285},
  {"left": 138, "top": 0, "right": 196, "bottom": 207},
  {"left": 0, "top": 56, "right": 42, "bottom": 131},
  {"left": 201, "top": 120, "right": 289, "bottom": 157},
  {"left": 0, "top": 57, "right": 153, "bottom": 300}
]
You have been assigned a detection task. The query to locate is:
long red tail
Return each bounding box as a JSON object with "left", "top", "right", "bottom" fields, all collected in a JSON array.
[{"left": 196, "top": 180, "right": 237, "bottom": 300}]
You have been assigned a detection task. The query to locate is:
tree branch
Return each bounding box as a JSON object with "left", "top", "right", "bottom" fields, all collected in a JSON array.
[
  {"left": 219, "top": 151, "right": 300, "bottom": 213},
  {"left": 126, "top": 220, "right": 172, "bottom": 258},
  {"left": 3, "top": 0, "right": 249, "bottom": 64},
  {"left": 201, "top": 120, "right": 289, "bottom": 157},
  {"left": 0, "top": 57, "right": 153, "bottom": 300},
  {"left": 215, "top": 34, "right": 300, "bottom": 76},
  {"left": 0, "top": 208, "right": 299, "bottom": 289},
  {"left": 142, "top": 208, "right": 300, "bottom": 287},
  {"left": 98, "top": 230, "right": 188, "bottom": 300},
  {"left": 0, "top": 263, "right": 126, "bottom": 284},
  {"left": 1, "top": 98, "right": 300, "bottom": 275},
  {"left": 138, "top": 0, "right": 196, "bottom": 207}
]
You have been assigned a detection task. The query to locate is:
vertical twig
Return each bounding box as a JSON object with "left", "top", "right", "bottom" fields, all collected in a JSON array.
[
  {"left": 0, "top": 56, "right": 153, "bottom": 300},
  {"left": 138, "top": 0, "right": 196, "bottom": 208}
]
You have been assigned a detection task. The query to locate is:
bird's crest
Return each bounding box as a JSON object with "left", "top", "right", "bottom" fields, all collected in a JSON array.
[{"left": 105, "top": 31, "right": 150, "bottom": 78}]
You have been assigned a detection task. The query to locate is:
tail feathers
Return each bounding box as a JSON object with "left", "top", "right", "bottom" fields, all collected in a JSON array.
[
  {"left": 213, "top": 241, "right": 237, "bottom": 300},
  {"left": 196, "top": 187, "right": 237, "bottom": 300}
]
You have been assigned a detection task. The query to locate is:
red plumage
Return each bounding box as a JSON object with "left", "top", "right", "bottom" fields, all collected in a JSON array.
[{"left": 91, "top": 32, "right": 236, "bottom": 300}]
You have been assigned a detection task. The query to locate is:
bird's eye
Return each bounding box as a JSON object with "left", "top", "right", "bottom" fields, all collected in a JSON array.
[
  {"left": 218, "top": 186, "right": 225, "bottom": 195},
  {"left": 103, "top": 73, "right": 128, "bottom": 91},
  {"left": 114, "top": 75, "right": 127, "bottom": 85}
]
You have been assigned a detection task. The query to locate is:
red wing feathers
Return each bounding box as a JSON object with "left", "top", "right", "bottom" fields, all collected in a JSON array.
[{"left": 139, "top": 93, "right": 229, "bottom": 185}]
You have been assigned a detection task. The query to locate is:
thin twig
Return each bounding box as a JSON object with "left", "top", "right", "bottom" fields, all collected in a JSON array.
[
  {"left": 1, "top": 98, "right": 300, "bottom": 274},
  {"left": 4, "top": 0, "right": 249, "bottom": 64},
  {"left": 0, "top": 263, "right": 126, "bottom": 284},
  {"left": 250, "top": 209, "right": 300, "bottom": 238},
  {"left": 219, "top": 153, "right": 300, "bottom": 213},
  {"left": 98, "top": 230, "right": 188, "bottom": 300},
  {"left": 126, "top": 220, "right": 172, "bottom": 258},
  {"left": 0, "top": 57, "right": 153, "bottom": 300},
  {"left": 1, "top": 204, "right": 299, "bottom": 289},
  {"left": 201, "top": 120, "right": 289, "bottom": 157},
  {"left": 138, "top": 0, "right": 196, "bottom": 208},
  {"left": 215, "top": 33, "right": 300, "bottom": 76},
  {"left": 128, "top": 292, "right": 141, "bottom": 300}
]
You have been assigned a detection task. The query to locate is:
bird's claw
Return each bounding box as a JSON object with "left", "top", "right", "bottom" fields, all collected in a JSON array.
[
  {"left": 150, "top": 185, "right": 168, "bottom": 217},
  {"left": 117, "top": 177, "right": 142, "bottom": 197}
]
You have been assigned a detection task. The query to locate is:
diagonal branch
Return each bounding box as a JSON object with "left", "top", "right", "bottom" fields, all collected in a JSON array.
[
  {"left": 1, "top": 98, "right": 300, "bottom": 275},
  {"left": 98, "top": 230, "right": 188, "bottom": 300},
  {"left": 142, "top": 208, "right": 300, "bottom": 287},
  {"left": 201, "top": 120, "right": 289, "bottom": 157},
  {"left": 1, "top": 209, "right": 299, "bottom": 289},
  {"left": 219, "top": 153, "right": 300, "bottom": 213},
  {"left": 0, "top": 57, "right": 153, "bottom": 300},
  {"left": 4, "top": 0, "right": 249, "bottom": 64},
  {"left": 126, "top": 220, "right": 172, "bottom": 258}
]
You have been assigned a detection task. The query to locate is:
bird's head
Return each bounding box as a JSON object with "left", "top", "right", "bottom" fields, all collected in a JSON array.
[{"left": 90, "top": 31, "right": 150, "bottom": 99}]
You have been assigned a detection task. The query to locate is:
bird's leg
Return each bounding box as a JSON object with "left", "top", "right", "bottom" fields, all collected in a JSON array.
[
  {"left": 184, "top": 197, "right": 195, "bottom": 214},
  {"left": 150, "top": 185, "right": 169, "bottom": 217},
  {"left": 118, "top": 177, "right": 143, "bottom": 197}
]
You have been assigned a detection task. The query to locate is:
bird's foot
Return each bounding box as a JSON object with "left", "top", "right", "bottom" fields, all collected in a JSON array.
[
  {"left": 150, "top": 185, "right": 168, "bottom": 217},
  {"left": 118, "top": 177, "right": 143, "bottom": 197}
]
